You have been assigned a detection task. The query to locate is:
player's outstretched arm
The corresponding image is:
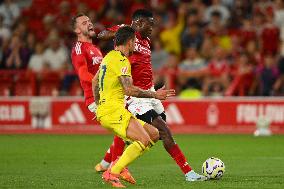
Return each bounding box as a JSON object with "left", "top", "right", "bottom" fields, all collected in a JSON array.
[
  {"left": 119, "top": 76, "right": 175, "bottom": 100},
  {"left": 97, "top": 30, "right": 116, "bottom": 40}
]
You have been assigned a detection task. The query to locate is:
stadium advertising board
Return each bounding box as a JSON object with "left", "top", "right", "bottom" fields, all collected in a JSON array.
[
  {"left": 50, "top": 99, "right": 106, "bottom": 133},
  {"left": 0, "top": 97, "right": 284, "bottom": 134},
  {"left": 0, "top": 100, "right": 31, "bottom": 127},
  {"left": 163, "top": 99, "right": 284, "bottom": 133}
]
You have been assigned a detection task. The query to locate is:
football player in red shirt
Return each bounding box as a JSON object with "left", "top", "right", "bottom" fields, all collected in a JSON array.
[
  {"left": 70, "top": 13, "right": 135, "bottom": 184},
  {"left": 71, "top": 13, "right": 103, "bottom": 108},
  {"left": 261, "top": 14, "right": 280, "bottom": 55},
  {"left": 96, "top": 9, "right": 206, "bottom": 182}
]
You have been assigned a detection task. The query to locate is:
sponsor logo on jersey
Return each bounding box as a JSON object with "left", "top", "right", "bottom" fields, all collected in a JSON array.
[
  {"left": 134, "top": 41, "right": 151, "bottom": 55},
  {"left": 92, "top": 56, "right": 102, "bottom": 65},
  {"left": 59, "top": 103, "right": 86, "bottom": 124}
]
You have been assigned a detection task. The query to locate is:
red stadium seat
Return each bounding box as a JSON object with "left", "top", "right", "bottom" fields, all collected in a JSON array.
[
  {"left": 21, "top": 8, "right": 32, "bottom": 17},
  {"left": 39, "top": 71, "right": 61, "bottom": 96},
  {"left": 69, "top": 78, "right": 83, "bottom": 96},
  {"left": 83, "top": 0, "right": 105, "bottom": 10},
  {"left": 0, "top": 73, "right": 13, "bottom": 96},
  {"left": 14, "top": 71, "right": 36, "bottom": 96},
  {"left": 28, "top": 19, "right": 44, "bottom": 34}
]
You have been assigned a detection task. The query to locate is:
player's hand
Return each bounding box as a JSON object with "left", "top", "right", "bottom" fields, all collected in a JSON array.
[{"left": 154, "top": 86, "right": 175, "bottom": 100}]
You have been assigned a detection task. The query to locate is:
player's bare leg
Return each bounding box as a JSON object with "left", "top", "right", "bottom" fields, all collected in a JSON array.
[
  {"left": 96, "top": 121, "right": 160, "bottom": 179},
  {"left": 151, "top": 115, "right": 206, "bottom": 182},
  {"left": 102, "top": 118, "right": 159, "bottom": 187},
  {"left": 100, "top": 124, "right": 157, "bottom": 184}
]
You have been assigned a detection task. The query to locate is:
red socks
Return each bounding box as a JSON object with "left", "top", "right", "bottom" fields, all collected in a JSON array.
[
  {"left": 112, "top": 136, "right": 125, "bottom": 161},
  {"left": 101, "top": 136, "right": 125, "bottom": 165},
  {"left": 102, "top": 144, "right": 113, "bottom": 164},
  {"left": 168, "top": 144, "right": 192, "bottom": 174}
]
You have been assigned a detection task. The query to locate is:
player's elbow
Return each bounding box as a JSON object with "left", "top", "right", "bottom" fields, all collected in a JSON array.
[
  {"left": 97, "top": 31, "right": 105, "bottom": 40},
  {"left": 97, "top": 31, "right": 114, "bottom": 40}
]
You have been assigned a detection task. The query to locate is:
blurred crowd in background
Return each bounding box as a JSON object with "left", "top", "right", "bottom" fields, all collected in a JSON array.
[{"left": 0, "top": 0, "right": 284, "bottom": 98}]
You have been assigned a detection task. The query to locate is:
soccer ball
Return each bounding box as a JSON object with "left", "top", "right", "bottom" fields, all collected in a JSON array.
[{"left": 202, "top": 157, "right": 225, "bottom": 179}]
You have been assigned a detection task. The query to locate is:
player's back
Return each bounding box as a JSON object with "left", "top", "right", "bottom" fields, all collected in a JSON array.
[{"left": 97, "top": 50, "right": 131, "bottom": 116}]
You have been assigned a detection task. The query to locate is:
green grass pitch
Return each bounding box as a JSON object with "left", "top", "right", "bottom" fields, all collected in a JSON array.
[{"left": 1, "top": 134, "right": 284, "bottom": 188}]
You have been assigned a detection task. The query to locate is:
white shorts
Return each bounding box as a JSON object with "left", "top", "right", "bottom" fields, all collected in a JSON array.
[{"left": 125, "top": 86, "right": 165, "bottom": 116}]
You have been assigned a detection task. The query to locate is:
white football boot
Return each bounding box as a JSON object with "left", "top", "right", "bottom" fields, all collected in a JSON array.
[{"left": 185, "top": 170, "right": 207, "bottom": 182}]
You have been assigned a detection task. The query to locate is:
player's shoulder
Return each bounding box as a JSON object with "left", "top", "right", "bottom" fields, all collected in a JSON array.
[
  {"left": 72, "top": 41, "right": 85, "bottom": 55},
  {"left": 105, "top": 50, "right": 127, "bottom": 61}
]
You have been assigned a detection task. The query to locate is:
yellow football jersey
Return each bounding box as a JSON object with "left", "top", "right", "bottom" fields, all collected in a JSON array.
[{"left": 97, "top": 50, "right": 131, "bottom": 116}]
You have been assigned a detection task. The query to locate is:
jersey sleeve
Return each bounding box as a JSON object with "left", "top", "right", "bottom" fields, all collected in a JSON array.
[
  {"left": 71, "top": 50, "right": 94, "bottom": 82},
  {"left": 113, "top": 56, "right": 131, "bottom": 77}
]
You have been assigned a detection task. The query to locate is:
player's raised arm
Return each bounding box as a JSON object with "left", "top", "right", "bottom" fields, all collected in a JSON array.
[
  {"left": 97, "top": 30, "right": 116, "bottom": 40},
  {"left": 97, "top": 24, "right": 126, "bottom": 40}
]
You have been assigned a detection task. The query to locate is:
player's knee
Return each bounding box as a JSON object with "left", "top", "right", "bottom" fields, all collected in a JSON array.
[
  {"left": 145, "top": 123, "right": 160, "bottom": 143},
  {"left": 162, "top": 124, "right": 172, "bottom": 139},
  {"left": 153, "top": 117, "right": 170, "bottom": 136},
  {"left": 140, "top": 139, "right": 150, "bottom": 147},
  {"left": 139, "top": 135, "right": 151, "bottom": 147},
  {"left": 151, "top": 127, "right": 159, "bottom": 143}
]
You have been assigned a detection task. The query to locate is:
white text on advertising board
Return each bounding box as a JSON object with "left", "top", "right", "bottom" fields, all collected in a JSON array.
[
  {"left": 237, "top": 104, "right": 284, "bottom": 123},
  {"left": 0, "top": 105, "right": 25, "bottom": 121}
]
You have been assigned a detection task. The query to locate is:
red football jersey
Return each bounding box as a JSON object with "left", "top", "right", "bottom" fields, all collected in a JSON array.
[
  {"left": 208, "top": 59, "right": 229, "bottom": 77},
  {"left": 108, "top": 26, "right": 153, "bottom": 90},
  {"left": 240, "top": 29, "right": 256, "bottom": 47},
  {"left": 71, "top": 41, "right": 103, "bottom": 106},
  {"left": 261, "top": 24, "right": 280, "bottom": 55}
]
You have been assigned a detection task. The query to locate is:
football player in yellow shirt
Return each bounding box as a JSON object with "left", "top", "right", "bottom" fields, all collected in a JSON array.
[{"left": 93, "top": 26, "right": 175, "bottom": 187}]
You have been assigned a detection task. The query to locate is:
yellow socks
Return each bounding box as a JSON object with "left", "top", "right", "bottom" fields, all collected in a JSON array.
[
  {"left": 111, "top": 141, "right": 146, "bottom": 174},
  {"left": 145, "top": 139, "right": 155, "bottom": 151}
]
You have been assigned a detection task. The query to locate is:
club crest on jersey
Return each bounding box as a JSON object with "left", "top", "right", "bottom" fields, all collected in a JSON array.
[
  {"left": 121, "top": 66, "right": 128, "bottom": 74},
  {"left": 90, "top": 50, "right": 94, "bottom": 55}
]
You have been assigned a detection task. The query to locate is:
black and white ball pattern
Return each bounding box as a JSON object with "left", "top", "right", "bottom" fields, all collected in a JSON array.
[{"left": 202, "top": 157, "right": 225, "bottom": 179}]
